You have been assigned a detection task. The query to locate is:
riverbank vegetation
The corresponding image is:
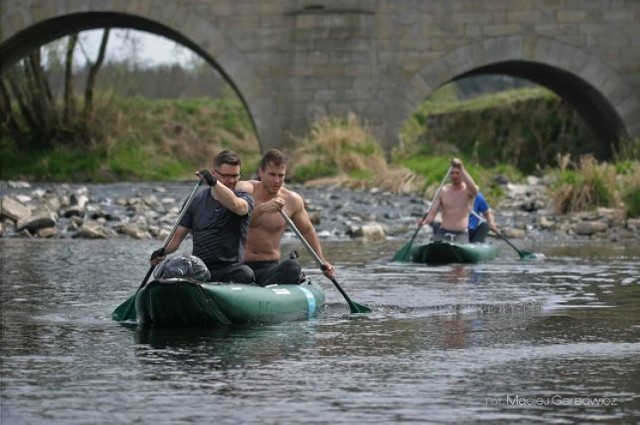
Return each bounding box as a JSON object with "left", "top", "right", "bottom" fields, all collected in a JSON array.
[
  {"left": 1, "top": 93, "right": 258, "bottom": 182},
  {"left": 1, "top": 32, "right": 638, "bottom": 217},
  {"left": 3, "top": 84, "right": 638, "bottom": 217}
]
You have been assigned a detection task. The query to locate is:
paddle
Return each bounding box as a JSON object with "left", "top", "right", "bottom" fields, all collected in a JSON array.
[
  {"left": 393, "top": 167, "right": 452, "bottom": 261},
  {"left": 279, "top": 210, "right": 372, "bottom": 314},
  {"left": 469, "top": 210, "right": 541, "bottom": 260},
  {"left": 112, "top": 180, "right": 203, "bottom": 322}
]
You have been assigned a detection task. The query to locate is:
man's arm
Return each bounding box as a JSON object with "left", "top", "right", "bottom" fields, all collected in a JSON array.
[
  {"left": 249, "top": 197, "right": 286, "bottom": 228},
  {"left": 150, "top": 225, "right": 190, "bottom": 265},
  {"left": 483, "top": 209, "right": 500, "bottom": 234},
  {"left": 289, "top": 195, "right": 335, "bottom": 279},
  {"left": 420, "top": 193, "right": 443, "bottom": 226},
  {"left": 454, "top": 158, "right": 478, "bottom": 199},
  {"left": 197, "top": 170, "right": 250, "bottom": 216},
  {"left": 235, "top": 180, "right": 255, "bottom": 194},
  {"left": 210, "top": 184, "right": 250, "bottom": 216}
]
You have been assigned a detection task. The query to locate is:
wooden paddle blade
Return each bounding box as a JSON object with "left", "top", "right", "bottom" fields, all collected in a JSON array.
[{"left": 111, "top": 295, "right": 137, "bottom": 322}]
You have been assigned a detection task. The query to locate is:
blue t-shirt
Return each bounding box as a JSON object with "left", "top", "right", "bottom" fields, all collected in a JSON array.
[
  {"left": 179, "top": 188, "right": 254, "bottom": 269},
  {"left": 468, "top": 192, "right": 489, "bottom": 230}
]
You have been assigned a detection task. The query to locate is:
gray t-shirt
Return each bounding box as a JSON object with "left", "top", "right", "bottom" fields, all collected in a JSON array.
[{"left": 179, "top": 188, "right": 254, "bottom": 269}]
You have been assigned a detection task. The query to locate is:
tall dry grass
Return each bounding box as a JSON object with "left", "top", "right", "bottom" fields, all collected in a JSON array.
[
  {"left": 550, "top": 155, "right": 620, "bottom": 214},
  {"left": 290, "top": 114, "right": 422, "bottom": 193}
]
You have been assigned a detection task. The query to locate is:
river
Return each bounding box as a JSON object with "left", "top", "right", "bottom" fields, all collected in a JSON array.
[{"left": 1, "top": 229, "right": 639, "bottom": 424}]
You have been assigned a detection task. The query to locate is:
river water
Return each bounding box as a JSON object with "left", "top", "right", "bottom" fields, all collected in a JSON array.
[{"left": 2, "top": 207, "right": 640, "bottom": 423}]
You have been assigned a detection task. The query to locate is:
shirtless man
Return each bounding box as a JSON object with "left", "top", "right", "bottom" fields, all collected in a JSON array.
[
  {"left": 236, "top": 149, "right": 336, "bottom": 286},
  {"left": 420, "top": 158, "right": 479, "bottom": 243}
]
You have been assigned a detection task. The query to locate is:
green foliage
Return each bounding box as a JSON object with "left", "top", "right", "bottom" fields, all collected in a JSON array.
[
  {"left": 0, "top": 93, "right": 259, "bottom": 182},
  {"left": 109, "top": 141, "right": 191, "bottom": 180},
  {"left": 348, "top": 169, "right": 375, "bottom": 180},
  {"left": 397, "top": 155, "right": 451, "bottom": 186},
  {"left": 398, "top": 85, "right": 592, "bottom": 174},
  {"left": 614, "top": 137, "right": 640, "bottom": 162},
  {"left": 1, "top": 146, "right": 103, "bottom": 182},
  {"left": 292, "top": 163, "right": 339, "bottom": 181},
  {"left": 623, "top": 187, "right": 640, "bottom": 218}
]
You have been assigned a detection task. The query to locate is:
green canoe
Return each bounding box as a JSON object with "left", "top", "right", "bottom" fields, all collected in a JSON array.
[
  {"left": 411, "top": 241, "right": 499, "bottom": 265},
  {"left": 114, "top": 278, "right": 325, "bottom": 327}
]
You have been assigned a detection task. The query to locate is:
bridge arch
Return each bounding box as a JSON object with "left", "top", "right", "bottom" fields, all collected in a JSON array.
[
  {"left": 0, "top": 9, "right": 270, "bottom": 152},
  {"left": 402, "top": 36, "right": 640, "bottom": 158}
]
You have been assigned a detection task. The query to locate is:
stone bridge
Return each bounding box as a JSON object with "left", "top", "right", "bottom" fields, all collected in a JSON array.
[{"left": 2, "top": 0, "right": 639, "bottom": 155}]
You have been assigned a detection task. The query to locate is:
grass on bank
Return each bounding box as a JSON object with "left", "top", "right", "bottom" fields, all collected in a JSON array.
[
  {"left": 289, "top": 111, "right": 639, "bottom": 218},
  {"left": 1, "top": 94, "right": 260, "bottom": 182},
  {"left": 289, "top": 114, "right": 423, "bottom": 194},
  {"left": 2, "top": 87, "right": 639, "bottom": 218}
]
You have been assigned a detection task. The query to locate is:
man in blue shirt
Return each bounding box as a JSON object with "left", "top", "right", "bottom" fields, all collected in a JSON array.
[{"left": 468, "top": 192, "right": 500, "bottom": 243}]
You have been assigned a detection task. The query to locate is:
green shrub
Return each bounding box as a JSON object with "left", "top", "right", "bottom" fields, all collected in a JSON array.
[
  {"left": 623, "top": 187, "right": 640, "bottom": 218},
  {"left": 291, "top": 163, "right": 339, "bottom": 181}
]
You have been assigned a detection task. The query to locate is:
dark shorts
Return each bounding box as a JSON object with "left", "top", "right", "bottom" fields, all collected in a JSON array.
[
  {"left": 469, "top": 222, "right": 490, "bottom": 243},
  {"left": 208, "top": 262, "right": 255, "bottom": 284},
  {"left": 433, "top": 227, "right": 469, "bottom": 243},
  {"left": 246, "top": 259, "right": 302, "bottom": 286}
]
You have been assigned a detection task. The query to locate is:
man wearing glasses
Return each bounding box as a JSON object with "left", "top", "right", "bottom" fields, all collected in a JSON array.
[
  {"left": 150, "top": 149, "right": 255, "bottom": 283},
  {"left": 236, "top": 149, "right": 335, "bottom": 286}
]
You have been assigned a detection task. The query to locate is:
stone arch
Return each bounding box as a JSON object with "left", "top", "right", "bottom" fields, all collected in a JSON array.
[
  {"left": 1, "top": 8, "right": 270, "bottom": 151},
  {"left": 403, "top": 36, "right": 640, "bottom": 158}
]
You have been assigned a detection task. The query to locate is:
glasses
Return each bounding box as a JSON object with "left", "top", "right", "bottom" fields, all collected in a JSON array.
[{"left": 214, "top": 169, "right": 242, "bottom": 180}]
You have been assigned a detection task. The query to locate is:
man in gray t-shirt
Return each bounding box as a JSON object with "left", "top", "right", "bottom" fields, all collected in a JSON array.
[{"left": 150, "top": 150, "right": 255, "bottom": 283}]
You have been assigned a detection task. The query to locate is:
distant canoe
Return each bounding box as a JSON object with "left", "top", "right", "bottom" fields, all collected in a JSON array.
[
  {"left": 411, "top": 241, "right": 499, "bottom": 265},
  {"left": 113, "top": 278, "right": 325, "bottom": 327}
]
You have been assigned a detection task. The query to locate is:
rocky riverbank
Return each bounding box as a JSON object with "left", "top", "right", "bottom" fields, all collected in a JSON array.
[{"left": 1, "top": 178, "right": 638, "bottom": 243}]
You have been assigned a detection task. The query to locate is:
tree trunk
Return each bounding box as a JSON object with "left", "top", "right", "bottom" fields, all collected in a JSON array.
[
  {"left": 83, "top": 28, "right": 110, "bottom": 122},
  {"left": 26, "top": 49, "right": 58, "bottom": 148},
  {"left": 3, "top": 67, "right": 40, "bottom": 136},
  {"left": 64, "top": 34, "right": 78, "bottom": 124},
  {"left": 0, "top": 78, "right": 30, "bottom": 151}
]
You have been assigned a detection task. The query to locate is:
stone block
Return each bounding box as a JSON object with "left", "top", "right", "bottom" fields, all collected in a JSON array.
[
  {"left": 557, "top": 10, "right": 587, "bottom": 23},
  {"left": 17, "top": 209, "right": 56, "bottom": 233},
  {"left": 482, "top": 24, "right": 520, "bottom": 37},
  {"left": 1, "top": 197, "right": 30, "bottom": 222},
  {"left": 603, "top": 10, "right": 632, "bottom": 22},
  {"left": 452, "top": 12, "right": 494, "bottom": 24},
  {"left": 348, "top": 222, "right": 387, "bottom": 240},
  {"left": 574, "top": 220, "right": 609, "bottom": 236},
  {"left": 30, "top": 0, "right": 55, "bottom": 21},
  {"left": 579, "top": 22, "right": 610, "bottom": 36},
  {"left": 507, "top": 10, "right": 542, "bottom": 24}
]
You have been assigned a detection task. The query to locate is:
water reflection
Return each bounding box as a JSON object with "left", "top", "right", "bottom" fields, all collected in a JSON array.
[
  {"left": 1, "top": 237, "right": 639, "bottom": 423},
  {"left": 133, "top": 323, "right": 319, "bottom": 370}
]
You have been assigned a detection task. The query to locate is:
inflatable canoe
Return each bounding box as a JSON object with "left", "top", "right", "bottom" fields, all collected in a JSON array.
[
  {"left": 112, "top": 278, "right": 325, "bottom": 326},
  {"left": 411, "top": 241, "right": 499, "bottom": 265}
]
